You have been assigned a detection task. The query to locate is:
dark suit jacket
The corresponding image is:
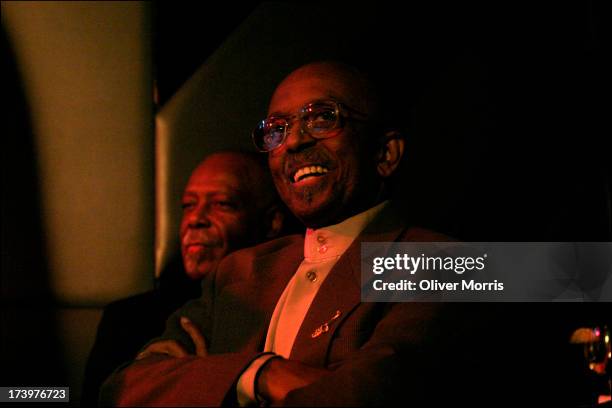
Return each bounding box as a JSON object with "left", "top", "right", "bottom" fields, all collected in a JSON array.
[{"left": 100, "top": 204, "right": 589, "bottom": 406}]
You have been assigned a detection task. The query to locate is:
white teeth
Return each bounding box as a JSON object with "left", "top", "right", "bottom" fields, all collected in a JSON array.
[{"left": 293, "top": 165, "right": 329, "bottom": 183}]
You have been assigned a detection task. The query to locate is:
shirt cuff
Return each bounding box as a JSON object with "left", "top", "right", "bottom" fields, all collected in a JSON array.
[{"left": 236, "top": 353, "right": 278, "bottom": 406}]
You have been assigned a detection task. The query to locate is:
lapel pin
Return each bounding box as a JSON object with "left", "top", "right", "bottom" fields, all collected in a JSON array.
[{"left": 311, "top": 310, "right": 342, "bottom": 338}]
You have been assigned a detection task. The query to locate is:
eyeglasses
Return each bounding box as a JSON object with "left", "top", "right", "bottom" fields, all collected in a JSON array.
[{"left": 252, "top": 100, "right": 368, "bottom": 152}]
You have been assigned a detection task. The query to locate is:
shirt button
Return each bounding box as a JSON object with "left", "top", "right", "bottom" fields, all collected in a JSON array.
[
  {"left": 318, "top": 245, "right": 328, "bottom": 254},
  {"left": 317, "top": 235, "right": 326, "bottom": 244},
  {"left": 306, "top": 270, "right": 318, "bottom": 282}
]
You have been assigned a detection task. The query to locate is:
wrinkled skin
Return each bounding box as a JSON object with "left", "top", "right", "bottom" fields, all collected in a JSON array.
[
  {"left": 267, "top": 63, "right": 385, "bottom": 228},
  {"left": 180, "top": 152, "right": 275, "bottom": 279}
]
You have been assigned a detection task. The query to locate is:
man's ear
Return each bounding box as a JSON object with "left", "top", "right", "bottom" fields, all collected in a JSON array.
[
  {"left": 377, "top": 130, "right": 405, "bottom": 178},
  {"left": 264, "top": 205, "right": 284, "bottom": 239}
]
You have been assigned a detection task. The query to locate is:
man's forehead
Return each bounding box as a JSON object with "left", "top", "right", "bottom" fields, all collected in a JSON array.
[
  {"left": 186, "top": 171, "right": 242, "bottom": 194},
  {"left": 186, "top": 157, "right": 252, "bottom": 194},
  {"left": 268, "top": 64, "right": 368, "bottom": 115}
]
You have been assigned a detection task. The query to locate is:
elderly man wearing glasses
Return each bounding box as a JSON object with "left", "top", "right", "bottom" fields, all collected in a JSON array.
[{"left": 100, "top": 61, "right": 525, "bottom": 406}]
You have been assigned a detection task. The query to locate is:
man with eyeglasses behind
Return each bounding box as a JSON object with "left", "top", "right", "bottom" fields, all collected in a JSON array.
[{"left": 100, "top": 61, "right": 554, "bottom": 406}]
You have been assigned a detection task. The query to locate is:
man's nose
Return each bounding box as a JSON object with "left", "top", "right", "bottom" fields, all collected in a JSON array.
[
  {"left": 284, "top": 121, "right": 317, "bottom": 153},
  {"left": 187, "top": 205, "right": 212, "bottom": 228}
]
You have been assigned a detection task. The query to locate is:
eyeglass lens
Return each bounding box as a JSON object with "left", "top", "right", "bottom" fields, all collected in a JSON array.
[{"left": 254, "top": 102, "right": 339, "bottom": 151}]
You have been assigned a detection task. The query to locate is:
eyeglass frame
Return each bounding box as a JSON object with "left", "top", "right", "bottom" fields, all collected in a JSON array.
[{"left": 251, "top": 99, "right": 369, "bottom": 152}]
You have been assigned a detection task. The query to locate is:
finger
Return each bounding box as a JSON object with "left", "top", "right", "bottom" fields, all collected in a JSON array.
[
  {"left": 136, "top": 340, "right": 188, "bottom": 359},
  {"left": 158, "top": 340, "right": 189, "bottom": 358},
  {"left": 135, "top": 350, "right": 152, "bottom": 361},
  {"left": 180, "top": 316, "right": 208, "bottom": 357}
]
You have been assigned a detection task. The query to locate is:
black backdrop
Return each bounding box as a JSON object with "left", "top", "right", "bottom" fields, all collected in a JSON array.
[{"left": 152, "top": 1, "right": 609, "bottom": 242}]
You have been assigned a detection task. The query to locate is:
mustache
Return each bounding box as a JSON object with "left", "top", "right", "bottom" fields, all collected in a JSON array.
[
  {"left": 283, "top": 148, "right": 335, "bottom": 175},
  {"left": 181, "top": 231, "right": 222, "bottom": 247}
]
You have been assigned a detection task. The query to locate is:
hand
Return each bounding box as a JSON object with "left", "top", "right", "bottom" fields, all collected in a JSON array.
[
  {"left": 257, "top": 357, "right": 329, "bottom": 405},
  {"left": 178, "top": 316, "right": 208, "bottom": 357},
  {"left": 135, "top": 316, "right": 208, "bottom": 360},
  {"left": 135, "top": 339, "right": 188, "bottom": 360}
]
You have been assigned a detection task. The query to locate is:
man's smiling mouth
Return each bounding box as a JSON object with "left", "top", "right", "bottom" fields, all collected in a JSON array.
[{"left": 291, "top": 165, "right": 330, "bottom": 183}]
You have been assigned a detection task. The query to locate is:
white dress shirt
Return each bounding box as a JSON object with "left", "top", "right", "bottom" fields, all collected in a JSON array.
[{"left": 237, "top": 201, "right": 388, "bottom": 405}]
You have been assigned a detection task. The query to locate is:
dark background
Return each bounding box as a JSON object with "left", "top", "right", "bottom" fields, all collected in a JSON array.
[{"left": 152, "top": 1, "right": 609, "bottom": 242}]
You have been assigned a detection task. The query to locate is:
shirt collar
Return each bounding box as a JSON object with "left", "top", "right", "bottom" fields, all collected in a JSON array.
[{"left": 303, "top": 201, "right": 389, "bottom": 261}]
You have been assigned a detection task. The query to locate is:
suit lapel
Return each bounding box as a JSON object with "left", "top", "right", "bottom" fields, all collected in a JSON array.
[
  {"left": 211, "top": 239, "right": 304, "bottom": 353},
  {"left": 253, "top": 240, "right": 304, "bottom": 314},
  {"left": 289, "top": 203, "right": 408, "bottom": 365},
  {"left": 288, "top": 248, "right": 360, "bottom": 365},
  {"left": 252, "top": 240, "right": 304, "bottom": 348}
]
